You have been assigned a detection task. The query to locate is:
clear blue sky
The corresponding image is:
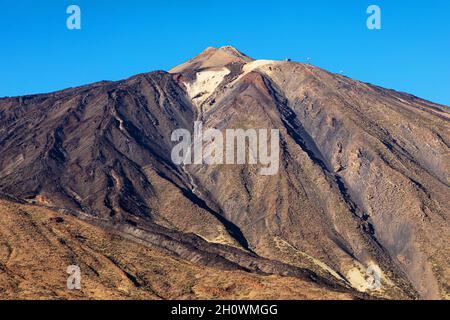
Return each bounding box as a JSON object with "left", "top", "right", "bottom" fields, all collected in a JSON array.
[{"left": 1, "top": 0, "right": 449, "bottom": 105}]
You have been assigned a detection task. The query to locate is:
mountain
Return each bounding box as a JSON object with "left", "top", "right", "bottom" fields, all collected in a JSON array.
[
  {"left": 0, "top": 196, "right": 356, "bottom": 300},
  {"left": 0, "top": 46, "right": 448, "bottom": 299}
]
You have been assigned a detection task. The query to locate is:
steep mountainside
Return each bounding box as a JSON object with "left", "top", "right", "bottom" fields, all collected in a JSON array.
[
  {"left": 0, "top": 196, "right": 355, "bottom": 300},
  {"left": 0, "top": 46, "right": 448, "bottom": 299}
]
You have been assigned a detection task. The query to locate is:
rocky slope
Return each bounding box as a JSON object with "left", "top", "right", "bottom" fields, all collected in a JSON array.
[
  {"left": 0, "top": 46, "right": 448, "bottom": 299},
  {"left": 0, "top": 196, "right": 355, "bottom": 300}
]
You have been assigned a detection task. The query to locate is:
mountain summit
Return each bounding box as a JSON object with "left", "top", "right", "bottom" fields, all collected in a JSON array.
[{"left": 0, "top": 47, "right": 449, "bottom": 299}]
